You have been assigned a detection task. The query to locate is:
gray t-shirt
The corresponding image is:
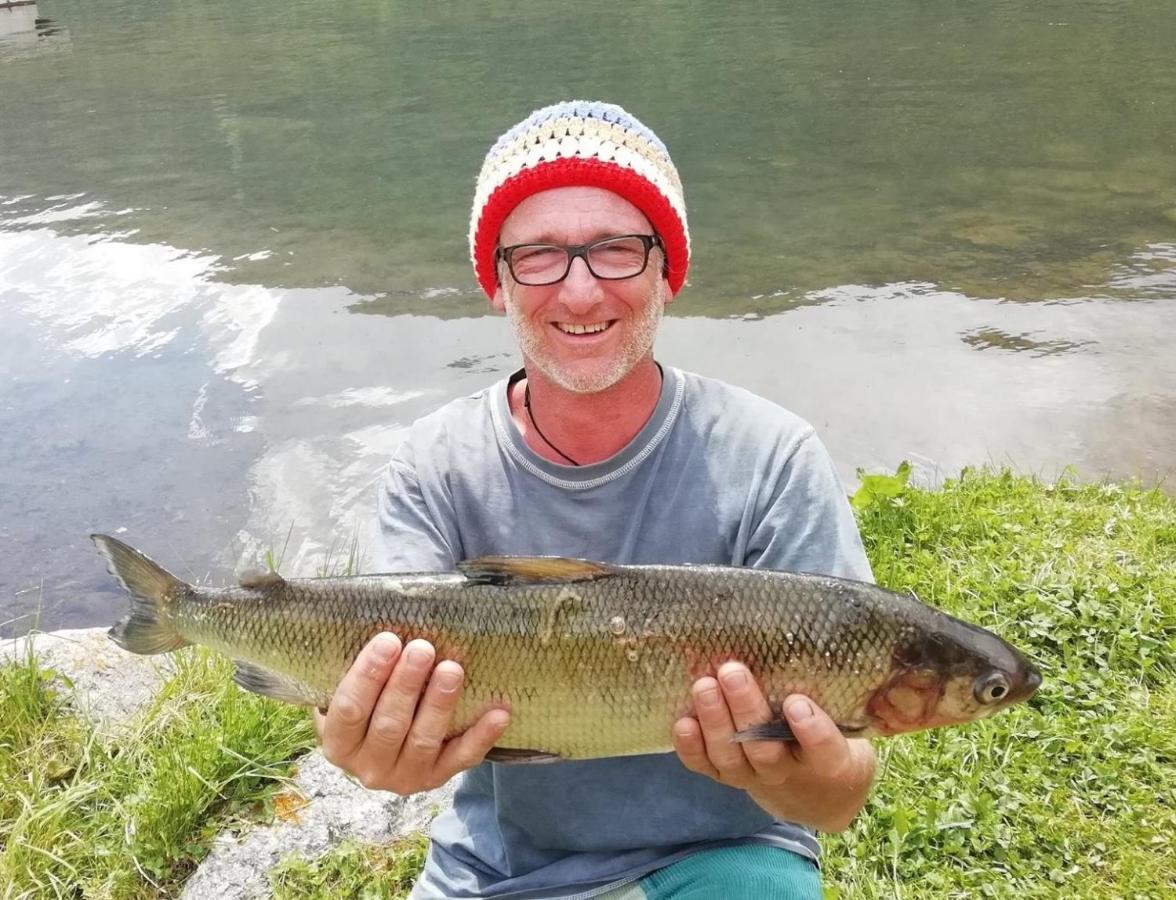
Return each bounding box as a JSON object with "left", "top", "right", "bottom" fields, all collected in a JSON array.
[{"left": 375, "top": 365, "right": 872, "bottom": 900}]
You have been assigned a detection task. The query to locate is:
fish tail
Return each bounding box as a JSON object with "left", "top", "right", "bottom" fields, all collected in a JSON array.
[{"left": 92, "top": 534, "right": 192, "bottom": 655}]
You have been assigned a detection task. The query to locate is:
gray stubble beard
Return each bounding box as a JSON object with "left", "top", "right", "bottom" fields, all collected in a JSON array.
[{"left": 503, "top": 279, "right": 667, "bottom": 395}]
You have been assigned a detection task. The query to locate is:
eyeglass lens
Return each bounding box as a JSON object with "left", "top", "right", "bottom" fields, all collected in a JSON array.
[{"left": 509, "top": 235, "right": 652, "bottom": 285}]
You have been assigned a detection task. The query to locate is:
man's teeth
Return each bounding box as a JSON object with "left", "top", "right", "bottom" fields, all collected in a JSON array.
[{"left": 557, "top": 322, "right": 610, "bottom": 335}]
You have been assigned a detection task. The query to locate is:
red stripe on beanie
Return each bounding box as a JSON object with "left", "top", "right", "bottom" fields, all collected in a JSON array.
[{"left": 472, "top": 158, "right": 689, "bottom": 299}]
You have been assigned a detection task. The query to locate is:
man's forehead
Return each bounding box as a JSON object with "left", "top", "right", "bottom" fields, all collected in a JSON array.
[{"left": 500, "top": 186, "right": 652, "bottom": 244}]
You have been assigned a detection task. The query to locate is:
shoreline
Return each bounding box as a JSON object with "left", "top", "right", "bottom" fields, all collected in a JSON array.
[{"left": 2, "top": 467, "right": 1173, "bottom": 898}]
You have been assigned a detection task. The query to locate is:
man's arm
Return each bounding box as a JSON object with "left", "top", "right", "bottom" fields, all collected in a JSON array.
[
  {"left": 673, "top": 428, "right": 877, "bottom": 831},
  {"left": 316, "top": 452, "right": 508, "bottom": 795}
]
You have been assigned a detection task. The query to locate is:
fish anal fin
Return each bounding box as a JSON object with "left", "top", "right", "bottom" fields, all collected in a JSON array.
[
  {"left": 232, "top": 660, "right": 325, "bottom": 707},
  {"left": 238, "top": 570, "right": 287, "bottom": 590},
  {"left": 459, "top": 556, "right": 617, "bottom": 586},
  {"left": 484, "top": 746, "right": 563, "bottom": 764}
]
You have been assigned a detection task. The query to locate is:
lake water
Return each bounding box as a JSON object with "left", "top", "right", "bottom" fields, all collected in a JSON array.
[{"left": 2, "top": 0, "right": 1174, "bottom": 634}]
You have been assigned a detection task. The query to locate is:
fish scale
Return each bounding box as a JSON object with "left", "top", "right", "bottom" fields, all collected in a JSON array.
[{"left": 93, "top": 536, "right": 1041, "bottom": 761}]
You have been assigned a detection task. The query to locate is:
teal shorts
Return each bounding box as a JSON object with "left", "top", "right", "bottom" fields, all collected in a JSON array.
[{"left": 594, "top": 845, "right": 821, "bottom": 900}]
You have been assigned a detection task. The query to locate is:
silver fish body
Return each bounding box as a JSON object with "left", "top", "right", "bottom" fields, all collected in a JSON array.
[{"left": 94, "top": 536, "right": 1041, "bottom": 761}]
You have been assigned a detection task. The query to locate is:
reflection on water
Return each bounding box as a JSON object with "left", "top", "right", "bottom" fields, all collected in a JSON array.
[
  {"left": 2, "top": 216, "right": 1172, "bottom": 634},
  {"left": 0, "top": 221, "right": 271, "bottom": 634},
  {"left": 1, "top": 0, "right": 1174, "bottom": 632},
  {"left": 0, "top": 2, "right": 69, "bottom": 58},
  {"left": 0, "top": 0, "right": 1174, "bottom": 310},
  {"left": 1109, "top": 243, "right": 1176, "bottom": 298},
  {"left": 0, "top": 3, "right": 37, "bottom": 38},
  {"left": 960, "top": 327, "right": 1092, "bottom": 357}
]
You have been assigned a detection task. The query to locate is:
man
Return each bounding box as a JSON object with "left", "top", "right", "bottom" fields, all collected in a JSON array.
[{"left": 316, "top": 101, "right": 876, "bottom": 899}]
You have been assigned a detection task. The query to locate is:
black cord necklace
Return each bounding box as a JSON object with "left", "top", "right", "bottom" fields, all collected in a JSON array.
[
  {"left": 523, "top": 383, "right": 581, "bottom": 466},
  {"left": 520, "top": 364, "right": 663, "bottom": 468}
]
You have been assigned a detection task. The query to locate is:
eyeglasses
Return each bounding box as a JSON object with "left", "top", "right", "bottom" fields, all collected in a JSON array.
[{"left": 496, "top": 234, "right": 663, "bottom": 286}]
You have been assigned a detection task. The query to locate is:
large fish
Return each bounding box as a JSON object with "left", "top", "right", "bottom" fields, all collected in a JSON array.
[{"left": 93, "top": 534, "right": 1040, "bottom": 761}]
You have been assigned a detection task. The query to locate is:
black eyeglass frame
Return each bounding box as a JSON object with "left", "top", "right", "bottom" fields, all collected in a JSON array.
[{"left": 496, "top": 233, "right": 664, "bottom": 286}]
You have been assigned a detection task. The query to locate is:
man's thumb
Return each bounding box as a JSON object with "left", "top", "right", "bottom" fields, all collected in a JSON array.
[{"left": 783, "top": 695, "right": 845, "bottom": 762}]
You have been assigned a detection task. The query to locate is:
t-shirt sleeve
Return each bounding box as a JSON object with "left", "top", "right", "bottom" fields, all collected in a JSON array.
[
  {"left": 745, "top": 429, "right": 874, "bottom": 583},
  {"left": 373, "top": 441, "right": 460, "bottom": 573}
]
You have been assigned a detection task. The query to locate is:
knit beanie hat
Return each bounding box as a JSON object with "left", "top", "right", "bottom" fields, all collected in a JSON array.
[{"left": 469, "top": 100, "right": 690, "bottom": 299}]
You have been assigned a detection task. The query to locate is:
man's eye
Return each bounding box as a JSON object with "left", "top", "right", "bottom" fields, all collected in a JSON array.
[
  {"left": 514, "top": 247, "right": 563, "bottom": 264},
  {"left": 594, "top": 238, "right": 644, "bottom": 256}
]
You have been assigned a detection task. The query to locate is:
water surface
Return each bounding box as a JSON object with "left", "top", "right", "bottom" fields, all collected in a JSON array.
[{"left": 1, "top": 0, "right": 1173, "bottom": 633}]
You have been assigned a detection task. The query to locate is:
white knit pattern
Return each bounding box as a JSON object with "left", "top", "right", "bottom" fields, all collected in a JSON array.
[{"left": 470, "top": 103, "right": 688, "bottom": 257}]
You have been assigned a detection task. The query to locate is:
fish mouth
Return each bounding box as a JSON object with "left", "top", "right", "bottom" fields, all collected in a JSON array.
[
  {"left": 1018, "top": 666, "right": 1043, "bottom": 701},
  {"left": 996, "top": 665, "right": 1042, "bottom": 707}
]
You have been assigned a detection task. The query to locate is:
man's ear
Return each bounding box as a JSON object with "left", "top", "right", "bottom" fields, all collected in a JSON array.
[
  {"left": 490, "top": 282, "right": 507, "bottom": 313},
  {"left": 662, "top": 275, "right": 676, "bottom": 306}
]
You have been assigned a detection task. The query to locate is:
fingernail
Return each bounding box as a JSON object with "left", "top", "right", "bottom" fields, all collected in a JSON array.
[
  {"left": 698, "top": 686, "right": 722, "bottom": 708},
  {"left": 435, "top": 668, "right": 461, "bottom": 693},
  {"left": 786, "top": 697, "right": 814, "bottom": 721},
  {"left": 372, "top": 633, "right": 399, "bottom": 665},
  {"left": 720, "top": 668, "right": 748, "bottom": 690},
  {"left": 406, "top": 644, "right": 432, "bottom": 667}
]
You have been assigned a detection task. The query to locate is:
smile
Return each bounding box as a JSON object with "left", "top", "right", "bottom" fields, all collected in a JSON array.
[{"left": 556, "top": 321, "right": 612, "bottom": 335}]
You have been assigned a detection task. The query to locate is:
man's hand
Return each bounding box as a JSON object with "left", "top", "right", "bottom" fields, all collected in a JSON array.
[
  {"left": 672, "top": 661, "right": 876, "bottom": 832},
  {"left": 315, "top": 633, "right": 510, "bottom": 795}
]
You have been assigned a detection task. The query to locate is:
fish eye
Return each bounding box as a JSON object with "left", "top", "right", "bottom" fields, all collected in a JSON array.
[{"left": 974, "top": 672, "right": 1011, "bottom": 705}]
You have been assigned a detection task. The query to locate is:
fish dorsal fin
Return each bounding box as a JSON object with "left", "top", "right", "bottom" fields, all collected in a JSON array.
[
  {"left": 458, "top": 556, "right": 618, "bottom": 586},
  {"left": 238, "top": 570, "right": 286, "bottom": 590}
]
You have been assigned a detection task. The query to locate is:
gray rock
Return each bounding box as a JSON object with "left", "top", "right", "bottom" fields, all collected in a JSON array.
[
  {"left": 0, "top": 627, "right": 172, "bottom": 729},
  {"left": 4, "top": 627, "right": 453, "bottom": 898},
  {"left": 181, "top": 753, "right": 454, "bottom": 899}
]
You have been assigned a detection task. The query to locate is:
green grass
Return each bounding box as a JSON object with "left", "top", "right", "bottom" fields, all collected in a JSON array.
[
  {"left": 0, "top": 649, "right": 314, "bottom": 898},
  {"left": 268, "top": 833, "right": 429, "bottom": 900},
  {"left": 824, "top": 466, "right": 1176, "bottom": 899},
  {"left": 1, "top": 467, "right": 1172, "bottom": 897}
]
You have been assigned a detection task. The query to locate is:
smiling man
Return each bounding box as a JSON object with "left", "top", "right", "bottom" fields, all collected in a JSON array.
[{"left": 315, "top": 101, "right": 876, "bottom": 900}]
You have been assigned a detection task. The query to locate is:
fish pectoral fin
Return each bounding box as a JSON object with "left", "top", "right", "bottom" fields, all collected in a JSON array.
[
  {"left": 732, "top": 719, "right": 869, "bottom": 743},
  {"left": 238, "top": 570, "right": 287, "bottom": 590},
  {"left": 459, "top": 556, "right": 618, "bottom": 586},
  {"left": 232, "top": 660, "right": 324, "bottom": 707},
  {"left": 484, "top": 746, "right": 564, "bottom": 764},
  {"left": 732, "top": 719, "right": 797, "bottom": 743}
]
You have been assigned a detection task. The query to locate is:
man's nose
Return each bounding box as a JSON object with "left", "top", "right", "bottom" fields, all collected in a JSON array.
[{"left": 557, "top": 255, "right": 604, "bottom": 312}]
